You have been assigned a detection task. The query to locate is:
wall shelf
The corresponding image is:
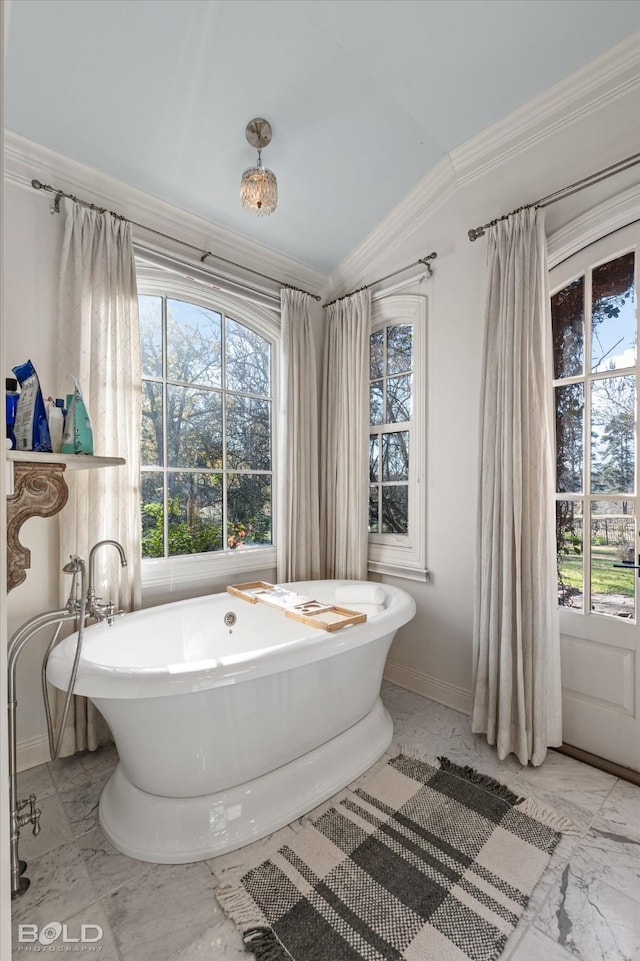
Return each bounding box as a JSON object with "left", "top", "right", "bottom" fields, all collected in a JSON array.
[
  {"left": 7, "top": 451, "right": 125, "bottom": 470},
  {"left": 5, "top": 452, "right": 126, "bottom": 593}
]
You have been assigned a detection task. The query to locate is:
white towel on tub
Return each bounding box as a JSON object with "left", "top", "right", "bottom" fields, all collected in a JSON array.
[
  {"left": 334, "top": 584, "right": 386, "bottom": 608},
  {"left": 340, "top": 602, "right": 385, "bottom": 615}
]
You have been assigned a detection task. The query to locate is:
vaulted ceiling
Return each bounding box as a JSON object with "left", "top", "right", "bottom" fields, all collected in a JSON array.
[{"left": 5, "top": 0, "right": 640, "bottom": 272}]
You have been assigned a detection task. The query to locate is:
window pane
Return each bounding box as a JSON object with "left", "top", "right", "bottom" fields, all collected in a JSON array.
[
  {"left": 369, "top": 436, "right": 379, "bottom": 482},
  {"left": 166, "top": 386, "right": 222, "bottom": 469},
  {"left": 556, "top": 500, "right": 583, "bottom": 609},
  {"left": 141, "top": 381, "right": 163, "bottom": 466},
  {"left": 551, "top": 277, "right": 584, "bottom": 379},
  {"left": 226, "top": 396, "right": 271, "bottom": 470},
  {"left": 591, "top": 500, "right": 635, "bottom": 619},
  {"left": 225, "top": 318, "right": 270, "bottom": 395},
  {"left": 591, "top": 375, "right": 635, "bottom": 494},
  {"left": 387, "top": 374, "right": 412, "bottom": 424},
  {"left": 369, "top": 486, "right": 379, "bottom": 533},
  {"left": 139, "top": 295, "right": 163, "bottom": 379},
  {"left": 370, "top": 330, "right": 384, "bottom": 379},
  {"left": 382, "top": 486, "right": 408, "bottom": 534},
  {"left": 555, "top": 383, "right": 583, "bottom": 493},
  {"left": 382, "top": 431, "right": 409, "bottom": 481},
  {"left": 591, "top": 252, "right": 636, "bottom": 373},
  {"left": 141, "top": 472, "right": 164, "bottom": 559},
  {"left": 227, "top": 474, "right": 272, "bottom": 548},
  {"left": 370, "top": 381, "right": 384, "bottom": 425},
  {"left": 167, "top": 472, "right": 223, "bottom": 556},
  {"left": 166, "top": 299, "right": 221, "bottom": 388},
  {"left": 387, "top": 325, "right": 412, "bottom": 375}
]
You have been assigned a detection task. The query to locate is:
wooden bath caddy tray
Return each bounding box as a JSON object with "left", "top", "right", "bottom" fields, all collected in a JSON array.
[{"left": 227, "top": 582, "right": 367, "bottom": 632}]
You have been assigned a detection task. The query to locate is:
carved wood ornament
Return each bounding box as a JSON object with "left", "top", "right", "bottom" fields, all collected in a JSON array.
[{"left": 7, "top": 463, "right": 69, "bottom": 592}]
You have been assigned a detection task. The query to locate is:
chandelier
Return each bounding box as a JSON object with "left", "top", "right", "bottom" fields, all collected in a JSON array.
[{"left": 240, "top": 118, "right": 278, "bottom": 216}]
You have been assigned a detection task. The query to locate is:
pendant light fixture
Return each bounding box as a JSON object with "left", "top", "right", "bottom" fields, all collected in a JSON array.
[{"left": 240, "top": 118, "right": 278, "bottom": 216}]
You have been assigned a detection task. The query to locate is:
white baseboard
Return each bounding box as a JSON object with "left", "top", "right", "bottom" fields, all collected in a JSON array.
[
  {"left": 17, "top": 734, "right": 51, "bottom": 773},
  {"left": 384, "top": 660, "right": 472, "bottom": 716}
]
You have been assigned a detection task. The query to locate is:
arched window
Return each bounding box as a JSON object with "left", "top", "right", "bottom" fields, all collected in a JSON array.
[{"left": 137, "top": 264, "right": 278, "bottom": 593}]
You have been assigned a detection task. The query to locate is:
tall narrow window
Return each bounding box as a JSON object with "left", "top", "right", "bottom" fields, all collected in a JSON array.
[
  {"left": 367, "top": 295, "right": 427, "bottom": 580},
  {"left": 553, "top": 250, "right": 637, "bottom": 617},
  {"left": 139, "top": 294, "right": 273, "bottom": 560}
]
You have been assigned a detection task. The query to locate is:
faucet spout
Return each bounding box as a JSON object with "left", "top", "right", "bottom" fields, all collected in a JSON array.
[{"left": 87, "top": 540, "right": 128, "bottom": 621}]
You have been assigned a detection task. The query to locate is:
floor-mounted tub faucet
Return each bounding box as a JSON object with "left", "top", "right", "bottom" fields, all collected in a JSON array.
[
  {"left": 8, "top": 556, "right": 87, "bottom": 898},
  {"left": 87, "top": 539, "right": 128, "bottom": 623}
]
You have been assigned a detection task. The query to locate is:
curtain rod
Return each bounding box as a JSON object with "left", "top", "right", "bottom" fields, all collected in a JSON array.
[
  {"left": 467, "top": 151, "right": 640, "bottom": 242},
  {"left": 30, "top": 178, "right": 322, "bottom": 302},
  {"left": 323, "top": 252, "right": 437, "bottom": 308}
]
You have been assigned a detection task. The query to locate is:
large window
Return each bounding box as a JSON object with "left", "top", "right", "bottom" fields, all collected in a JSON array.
[
  {"left": 553, "top": 247, "right": 637, "bottom": 618},
  {"left": 367, "top": 294, "right": 427, "bottom": 580},
  {"left": 138, "top": 282, "right": 276, "bottom": 570}
]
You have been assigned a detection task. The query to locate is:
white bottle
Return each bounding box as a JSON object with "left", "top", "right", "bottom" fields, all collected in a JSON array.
[{"left": 47, "top": 398, "right": 65, "bottom": 453}]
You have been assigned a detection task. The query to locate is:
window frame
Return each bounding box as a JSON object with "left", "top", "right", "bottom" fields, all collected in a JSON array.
[
  {"left": 136, "top": 263, "right": 279, "bottom": 594},
  {"left": 368, "top": 293, "right": 428, "bottom": 581},
  {"left": 551, "top": 229, "right": 639, "bottom": 637}
]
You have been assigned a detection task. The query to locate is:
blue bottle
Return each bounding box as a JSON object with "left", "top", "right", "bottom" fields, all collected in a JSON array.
[{"left": 6, "top": 377, "right": 19, "bottom": 450}]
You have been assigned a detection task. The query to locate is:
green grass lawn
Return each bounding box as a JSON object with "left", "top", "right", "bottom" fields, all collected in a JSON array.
[{"left": 559, "top": 543, "right": 635, "bottom": 597}]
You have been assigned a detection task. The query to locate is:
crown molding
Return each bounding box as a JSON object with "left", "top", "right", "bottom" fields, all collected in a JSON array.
[
  {"left": 3, "top": 131, "right": 327, "bottom": 298},
  {"left": 328, "top": 32, "right": 640, "bottom": 297},
  {"left": 451, "top": 32, "right": 640, "bottom": 185},
  {"left": 547, "top": 182, "right": 640, "bottom": 269}
]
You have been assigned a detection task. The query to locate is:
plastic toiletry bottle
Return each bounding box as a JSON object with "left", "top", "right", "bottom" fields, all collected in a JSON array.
[
  {"left": 5, "top": 378, "right": 19, "bottom": 450},
  {"left": 47, "top": 398, "right": 65, "bottom": 453}
]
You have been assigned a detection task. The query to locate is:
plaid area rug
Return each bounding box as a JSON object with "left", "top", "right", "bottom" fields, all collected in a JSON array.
[{"left": 216, "top": 751, "right": 571, "bottom": 961}]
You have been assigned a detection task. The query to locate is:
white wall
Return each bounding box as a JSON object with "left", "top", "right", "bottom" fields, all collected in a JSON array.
[
  {"left": 5, "top": 183, "right": 64, "bottom": 766},
  {"left": 4, "top": 34, "right": 640, "bottom": 768}
]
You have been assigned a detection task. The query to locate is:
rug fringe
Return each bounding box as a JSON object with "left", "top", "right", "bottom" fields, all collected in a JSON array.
[
  {"left": 243, "top": 926, "right": 291, "bottom": 961},
  {"left": 437, "top": 756, "right": 523, "bottom": 805},
  {"left": 216, "top": 880, "right": 267, "bottom": 929},
  {"left": 515, "top": 796, "right": 582, "bottom": 835}
]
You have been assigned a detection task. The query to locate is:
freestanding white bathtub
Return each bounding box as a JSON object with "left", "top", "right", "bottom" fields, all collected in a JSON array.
[{"left": 47, "top": 579, "right": 416, "bottom": 863}]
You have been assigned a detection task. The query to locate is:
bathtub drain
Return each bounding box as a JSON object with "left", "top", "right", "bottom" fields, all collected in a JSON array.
[{"left": 224, "top": 611, "right": 237, "bottom": 627}]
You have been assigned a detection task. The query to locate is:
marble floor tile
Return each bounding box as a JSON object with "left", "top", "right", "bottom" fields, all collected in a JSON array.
[
  {"left": 17, "top": 762, "right": 56, "bottom": 802},
  {"left": 79, "top": 743, "right": 119, "bottom": 779},
  {"left": 166, "top": 919, "right": 244, "bottom": 960},
  {"left": 13, "top": 902, "right": 122, "bottom": 961},
  {"left": 555, "top": 826, "right": 640, "bottom": 910},
  {"left": 11, "top": 841, "right": 97, "bottom": 931},
  {"left": 535, "top": 864, "right": 640, "bottom": 961},
  {"left": 48, "top": 751, "right": 89, "bottom": 792},
  {"left": 18, "top": 792, "right": 73, "bottom": 862},
  {"left": 512, "top": 750, "right": 617, "bottom": 833},
  {"left": 103, "top": 860, "right": 221, "bottom": 961},
  {"left": 519, "top": 835, "right": 582, "bottom": 927},
  {"left": 509, "top": 924, "right": 579, "bottom": 961},
  {"left": 75, "top": 824, "right": 155, "bottom": 899},
  {"left": 433, "top": 728, "right": 523, "bottom": 779},
  {"left": 381, "top": 683, "right": 469, "bottom": 737},
  {"left": 56, "top": 767, "right": 113, "bottom": 837},
  {"left": 594, "top": 778, "right": 640, "bottom": 843}
]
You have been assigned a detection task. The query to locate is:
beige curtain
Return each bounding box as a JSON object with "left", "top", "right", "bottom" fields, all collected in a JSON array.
[
  {"left": 55, "top": 199, "right": 141, "bottom": 755},
  {"left": 471, "top": 207, "right": 561, "bottom": 767},
  {"left": 320, "top": 290, "right": 371, "bottom": 579},
  {"left": 277, "top": 289, "right": 321, "bottom": 582}
]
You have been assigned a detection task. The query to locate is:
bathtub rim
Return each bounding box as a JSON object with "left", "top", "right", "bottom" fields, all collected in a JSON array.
[{"left": 47, "top": 579, "right": 416, "bottom": 700}]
